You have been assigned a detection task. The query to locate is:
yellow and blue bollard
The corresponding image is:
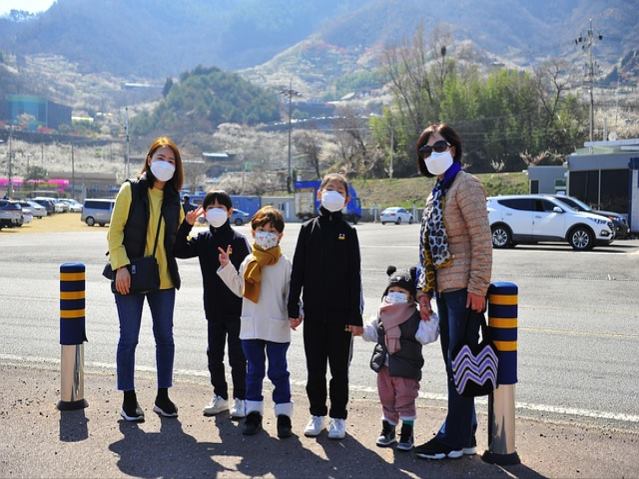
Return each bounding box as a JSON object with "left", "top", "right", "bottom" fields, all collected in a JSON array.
[
  {"left": 58, "top": 262, "right": 88, "bottom": 411},
  {"left": 482, "top": 281, "right": 520, "bottom": 465}
]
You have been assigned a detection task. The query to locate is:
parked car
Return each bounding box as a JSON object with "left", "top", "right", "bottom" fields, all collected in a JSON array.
[
  {"left": 54, "top": 199, "right": 69, "bottom": 213},
  {"left": 380, "top": 207, "right": 414, "bottom": 225},
  {"left": 32, "top": 198, "right": 55, "bottom": 215},
  {"left": 59, "top": 198, "right": 83, "bottom": 213},
  {"left": 33, "top": 197, "right": 65, "bottom": 213},
  {"left": 197, "top": 208, "right": 250, "bottom": 226},
  {"left": 0, "top": 199, "right": 23, "bottom": 229},
  {"left": 17, "top": 204, "right": 33, "bottom": 226},
  {"left": 34, "top": 196, "right": 65, "bottom": 213},
  {"left": 550, "top": 195, "right": 630, "bottom": 239},
  {"left": 231, "top": 209, "right": 250, "bottom": 226},
  {"left": 81, "top": 199, "right": 115, "bottom": 226},
  {"left": 487, "top": 194, "right": 614, "bottom": 251},
  {"left": 18, "top": 200, "right": 47, "bottom": 219}
]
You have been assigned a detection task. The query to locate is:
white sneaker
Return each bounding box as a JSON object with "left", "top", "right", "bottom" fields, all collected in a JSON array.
[
  {"left": 304, "top": 415, "right": 326, "bottom": 437},
  {"left": 327, "top": 418, "right": 346, "bottom": 440},
  {"left": 230, "top": 399, "right": 246, "bottom": 419},
  {"left": 202, "top": 395, "right": 228, "bottom": 416}
]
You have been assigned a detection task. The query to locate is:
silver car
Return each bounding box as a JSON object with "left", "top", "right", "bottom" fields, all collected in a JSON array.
[
  {"left": 81, "top": 199, "right": 115, "bottom": 227},
  {"left": 19, "top": 200, "right": 47, "bottom": 219}
]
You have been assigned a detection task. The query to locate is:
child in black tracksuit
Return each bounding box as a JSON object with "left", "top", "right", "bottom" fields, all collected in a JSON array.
[
  {"left": 174, "top": 190, "right": 250, "bottom": 419},
  {"left": 288, "top": 173, "right": 363, "bottom": 440}
]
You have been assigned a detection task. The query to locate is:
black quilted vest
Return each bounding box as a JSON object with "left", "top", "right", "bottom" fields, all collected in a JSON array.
[
  {"left": 370, "top": 309, "right": 424, "bottom": 380},
  {"left": 123, "top": 176, "right": 181, "bottom": 290}
]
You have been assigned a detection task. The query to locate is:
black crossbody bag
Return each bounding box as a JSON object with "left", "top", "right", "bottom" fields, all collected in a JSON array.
[{"left": 103, "top": 214, "right": 162, "bottom": 295}]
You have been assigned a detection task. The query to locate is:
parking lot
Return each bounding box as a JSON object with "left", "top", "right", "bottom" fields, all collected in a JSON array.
[{"left": 1, "top": 221, "right": 639, "bottom": 432}]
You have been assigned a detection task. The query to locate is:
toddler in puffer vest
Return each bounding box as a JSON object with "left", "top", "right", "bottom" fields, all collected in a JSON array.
[{"left": 362, "top": 266, "right": 439, "bottom": 451}]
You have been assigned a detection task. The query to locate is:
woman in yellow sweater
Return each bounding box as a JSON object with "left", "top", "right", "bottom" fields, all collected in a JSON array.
[{"left": 107, "top": 136, "right": 185, "bottom": 422}]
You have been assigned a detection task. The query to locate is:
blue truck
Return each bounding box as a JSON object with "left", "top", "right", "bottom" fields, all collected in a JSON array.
[{"left": 294, "top": 180, "right": 362, "bottom": 224}]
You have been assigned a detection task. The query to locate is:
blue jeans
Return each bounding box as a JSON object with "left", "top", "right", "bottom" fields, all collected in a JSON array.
[
  {"left": 115, "top": 288, "right": 175, "bottom": 391},
  {"left": 241, "top": 339, "right": 291, "bottom": 404},
  {"left": 436, "top": 288, "right": 479, "bottom": 449}
]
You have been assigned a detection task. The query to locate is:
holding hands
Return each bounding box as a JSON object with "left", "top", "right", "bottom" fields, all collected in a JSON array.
[
  {"left": 418, "top": 294, "right": 432, "bottom": 320},
  {"left": 186, "top": 206, "right": 204, "bottom": 226},
  {"left": 346, "top": 325, "right": 363, "bottom": 336},
  {"left": 289, "top": 317, "right": 303, "bottom": 331}
]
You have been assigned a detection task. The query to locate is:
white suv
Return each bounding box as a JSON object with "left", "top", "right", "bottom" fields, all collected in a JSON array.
[{"left": 487, "top": 195, "right": 614, "bottom": 251}]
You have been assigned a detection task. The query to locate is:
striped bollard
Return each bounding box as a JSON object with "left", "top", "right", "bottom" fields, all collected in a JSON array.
[
  {"left": 482, "top": 281, "right": 520, "bottom": 465},
  {"left": 58, "top": 263, "right": 88, "bottom": 411}
]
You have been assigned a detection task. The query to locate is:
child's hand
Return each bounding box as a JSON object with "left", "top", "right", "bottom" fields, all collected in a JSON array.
[
  {"left": 418, "top": 295, "right": 432, "bottom": 320},
  {"left": 289, "top": 317, "right": 303, "bottom": 330},
  {"left": 347, "top": 325, "right": 363, "bottom": 336},
  {"left": 186, "top": 206, "right": 204, "bottom": 226},
  {"left": 218, "top": 245, "right": 232, "bottom": 267}
]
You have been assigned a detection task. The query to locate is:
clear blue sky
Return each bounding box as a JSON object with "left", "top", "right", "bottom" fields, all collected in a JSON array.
[{"left": 0, "top": 0, "right": 56, "bottom": 15}]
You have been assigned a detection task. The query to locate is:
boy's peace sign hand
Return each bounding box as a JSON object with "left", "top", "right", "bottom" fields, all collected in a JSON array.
[
  {"left": 218, "top": 245, "right": 232, "bottom": 267},
  {"left": 186, "top": 206, "right": 204, "bottom": 226}
]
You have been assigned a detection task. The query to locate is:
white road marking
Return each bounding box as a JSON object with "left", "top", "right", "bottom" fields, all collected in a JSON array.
[{"left": 3, "top": 353, "right": 639, "bottom": 424}]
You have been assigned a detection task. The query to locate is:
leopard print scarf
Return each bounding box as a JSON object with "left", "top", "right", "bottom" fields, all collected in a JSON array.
[{"left": 418, "top": 163, "right": 462, "bottom": 295}]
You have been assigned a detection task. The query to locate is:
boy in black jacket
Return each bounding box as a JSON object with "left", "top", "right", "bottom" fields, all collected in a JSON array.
[
  {"left": 174, "top": 190, "right": 250, "bottom": 418},
  {"left": 288, "top": 173, "right": 363, "bottom": 440}
]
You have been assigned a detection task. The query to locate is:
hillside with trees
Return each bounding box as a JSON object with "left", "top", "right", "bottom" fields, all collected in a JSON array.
[
  {"left": 366, "top": 26, "right": 588, "bottom": 176},
  {"left": 130, "top": 66, "right": 280, "bottom": 140}
]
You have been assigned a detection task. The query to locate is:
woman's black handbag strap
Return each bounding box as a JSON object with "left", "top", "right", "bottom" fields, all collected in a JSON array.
[{"left": 151, "top": 211, "right": 163, "bottom": 258}]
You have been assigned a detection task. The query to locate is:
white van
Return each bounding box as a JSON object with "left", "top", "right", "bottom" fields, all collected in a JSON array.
[{"left": 81, "top": 199, "right": 115, "bottom": 227}]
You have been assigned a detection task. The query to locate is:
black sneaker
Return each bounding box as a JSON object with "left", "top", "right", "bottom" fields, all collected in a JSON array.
[
  {"left": 120, "top": 391, "right": 144, "bottom": 422},
  {"left": 396, "top": 423, "right": 414, "bottom": 451},
  {"left": 463, "top": 435, "right": 477, "bottom": 455},
  {"left": 242, "top": 411, "right": 263, "bottom": 436},
  {"left": 414, "top": 437, "right": 463, "bottom": 460},
  {"left": 277, "top": 415, "right": 292, "bottom": 438},
  {"left": 376, "top": 420, "right": 396, "bottom": 447},
  {"left": 153, "top": 396, "right": 178, "bottom": 417}
]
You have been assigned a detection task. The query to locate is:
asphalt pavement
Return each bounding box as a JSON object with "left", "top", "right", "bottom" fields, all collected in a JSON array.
[{"left": 1, "top": 223, "right": 639, "bottom": 477}]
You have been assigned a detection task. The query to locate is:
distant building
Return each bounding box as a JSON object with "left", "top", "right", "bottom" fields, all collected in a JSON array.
[
  {"left": 48, "top": 170, "right": 119, "bottom": 199},
  {"left": 0, "top": 95, "right": 72, "bottom": 130},
  {"left": 566, "top": 139, "right": 639, "bottom": 233},
  {"left": 202, "top": 151, "right": 241, "bottom": 177},
  {"left": 526, "top": 165, "right": 566, "bottom": 194}
]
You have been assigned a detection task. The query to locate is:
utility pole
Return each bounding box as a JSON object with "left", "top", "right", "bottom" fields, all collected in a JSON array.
[
  {"left": 7, "top": 125, "right": 13, "bottom": 198},
  {"left": 575, "top": 18, "right": 603, "bottom": 143},
  {"left": 389, "top": 127, "right": 394, "bottom": 179},
  {"left": 279, "top": 80, "right": 301, "bottom": 193},
  {"left": 71, "top": 143, "right": 75, "bottom": 200},
  {"left": 124, "top": 106, "right": 130, "bottom": 179}
]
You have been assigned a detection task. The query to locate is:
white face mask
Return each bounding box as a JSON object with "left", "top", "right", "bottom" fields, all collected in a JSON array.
[
  {"left": 206, "top": 207, "right": 228, "bottom": 228},
  {"left": 425, "top": 150, "right": 453, "bottom": 176},
  {"left": 386, "top": 291, "right": 409, "bottom": 304},
  {"left": 150, "top": 160, "right": 175, "bottom": 182},
  {"left": 321, "top": 190, "right": 345, "bottom": 212},
  {"left": 254, "top": 231, "right": 279, "bottom": 250}
]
